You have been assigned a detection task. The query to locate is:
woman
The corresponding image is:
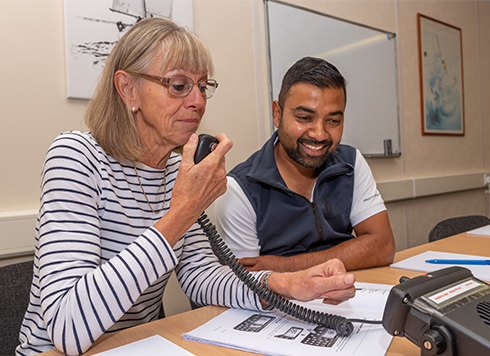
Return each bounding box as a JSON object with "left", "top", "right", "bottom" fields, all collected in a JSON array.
[{"left": 16, "top": 18, "right": 355, "bottom": 356}]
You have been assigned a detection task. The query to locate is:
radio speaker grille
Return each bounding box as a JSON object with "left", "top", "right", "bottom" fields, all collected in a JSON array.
[{"left": 477, "top": 301, "right": 490, "bottom": 327}]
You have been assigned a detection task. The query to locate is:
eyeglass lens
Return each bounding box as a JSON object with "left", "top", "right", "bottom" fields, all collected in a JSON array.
[{"left": 168, "top": 76, "right": 217, "bottom": 99}]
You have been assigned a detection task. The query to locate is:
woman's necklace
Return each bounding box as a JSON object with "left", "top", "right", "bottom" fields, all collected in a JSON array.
[{"left": 133, "top": 162, "right": 166, "bottom": 214}]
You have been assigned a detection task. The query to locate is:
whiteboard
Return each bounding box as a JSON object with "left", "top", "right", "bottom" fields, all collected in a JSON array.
[{"left": 265, "top": 0, "right": 400, "bottom": 157}]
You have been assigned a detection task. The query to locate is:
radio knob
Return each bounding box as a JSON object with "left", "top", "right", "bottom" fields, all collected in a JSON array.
[{"left": 421, "top": 329, "right": 446, "bottom": 355}]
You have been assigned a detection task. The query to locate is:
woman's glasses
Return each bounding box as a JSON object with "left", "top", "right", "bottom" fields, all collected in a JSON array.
[{"left": 137, "top": 73, "right": 218, "bottom": 99}]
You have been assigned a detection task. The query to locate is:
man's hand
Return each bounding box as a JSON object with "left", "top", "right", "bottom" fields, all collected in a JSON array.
[
  {"left": 240, "top": 255, "right": 290, "bottom": 272},
  {"left": 239, "top": 211, "right": 396, "bottom": 273},
  {"left": 240, "top": 254, "right": 324, "bottom": 273},
  {"left": 266, "top": 258, "right": 356, "bottom": 305}
]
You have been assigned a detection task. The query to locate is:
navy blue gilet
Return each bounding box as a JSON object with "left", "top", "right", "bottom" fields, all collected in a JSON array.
[{"left": 228, "top": 131, "right": 356, "bottom": 257}]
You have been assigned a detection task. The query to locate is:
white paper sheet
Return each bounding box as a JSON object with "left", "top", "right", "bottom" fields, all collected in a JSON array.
[
  {"left": 292, "top": 282, "right": 392, "bottom": 320},
  {"left": 390, "top": 250, "right": 490, "bottom": 282},
  {"left": 92, "top": 335, "right": 195, "bottom": 356},
  {"left": 467, "top": 224, "right": 490, "bottom": 236},
  {"left": 183, "top": 282, "right": 393, "bottom": 356}
]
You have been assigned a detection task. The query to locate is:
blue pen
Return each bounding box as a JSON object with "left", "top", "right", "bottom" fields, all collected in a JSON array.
[{"left": 425, "top": 259, "right": 490, "bottom": 265}]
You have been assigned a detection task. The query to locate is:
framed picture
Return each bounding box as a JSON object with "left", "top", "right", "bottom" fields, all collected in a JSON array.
[
  {"left": 63, "top": 0, "right": 193, "bottom": 99},
  {"left": 417, "top": 13, "right": 464, "bottom": 136}
]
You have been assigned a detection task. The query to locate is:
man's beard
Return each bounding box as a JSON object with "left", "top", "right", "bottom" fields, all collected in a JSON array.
[{"left": 277, "top": 128, "right": 333, "bottom": 169}]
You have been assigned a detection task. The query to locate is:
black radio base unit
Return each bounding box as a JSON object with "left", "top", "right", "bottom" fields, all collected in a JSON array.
[{"left": 382, "top": 266, "right": 490, "bottom": 356}]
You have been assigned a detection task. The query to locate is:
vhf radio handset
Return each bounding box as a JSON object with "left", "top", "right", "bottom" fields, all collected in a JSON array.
[
  {"left": 193, "top": 134, "right": 382, "bottom": 337},
  {"left": 194, "top": 133, "right": 219, "bottom": 165}
]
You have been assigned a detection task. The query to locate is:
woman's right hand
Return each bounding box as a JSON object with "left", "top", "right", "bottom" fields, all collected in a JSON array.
[
  {"left": 175, "top": 132, "right": 233, "bottom": 215},
  {"left": 154, "top": 133, "right": 233, "bottom": 246}
]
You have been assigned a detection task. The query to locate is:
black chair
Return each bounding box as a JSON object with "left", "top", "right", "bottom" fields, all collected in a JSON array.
[
  {"left": 0, "top": 260, "right": 34, "bottom": 356},
  {"left": 428, "top": 215, "right": 490, "bottom": 242}
]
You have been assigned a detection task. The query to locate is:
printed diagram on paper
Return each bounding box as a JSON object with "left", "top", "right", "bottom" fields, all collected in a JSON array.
[
  {"left": 234, "top": 314, "right": 339, "bottom": 347},
  {"left": 183, "top": 282, "right": 394, "bottom": 356}
]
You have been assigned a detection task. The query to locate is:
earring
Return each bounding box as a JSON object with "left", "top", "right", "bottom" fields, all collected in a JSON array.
[{"left": 131, "top": 106, "right": 137, "bottom": 113}]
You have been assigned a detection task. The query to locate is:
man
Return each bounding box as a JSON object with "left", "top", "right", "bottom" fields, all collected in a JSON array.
[{"left": 215, "top": 56, "right": 395, "bottom": 272}]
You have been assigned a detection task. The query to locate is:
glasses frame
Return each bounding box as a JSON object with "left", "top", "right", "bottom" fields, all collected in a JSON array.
[{"left": 136, "top": 73, "right": 218, "bottom": 99}]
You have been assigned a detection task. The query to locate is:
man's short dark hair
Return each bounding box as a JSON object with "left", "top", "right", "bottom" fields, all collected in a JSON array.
[{"left": 277, "top": 57, "right": 347, "bottom": 109}]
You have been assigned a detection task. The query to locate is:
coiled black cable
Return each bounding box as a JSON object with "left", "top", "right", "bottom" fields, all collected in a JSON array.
[{"left": 198, "top": 213, "right": 382, "bottom": 337}]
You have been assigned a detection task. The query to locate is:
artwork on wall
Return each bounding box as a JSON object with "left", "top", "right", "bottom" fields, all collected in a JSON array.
[
  {"left": 63, "top": 0, "right": 193, "bottom": 99},
  {"left": 417, "top": 13, "right": 464, "bottom": 136}
]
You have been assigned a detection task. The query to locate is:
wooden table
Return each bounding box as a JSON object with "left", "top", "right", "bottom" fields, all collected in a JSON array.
[{"left": 41, "top": 233, "right": 490, "bottom": 356}]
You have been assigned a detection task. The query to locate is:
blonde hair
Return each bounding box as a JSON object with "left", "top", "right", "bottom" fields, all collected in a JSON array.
[{"left": 85, "top": 17, "right": 214, "bottom": 161}]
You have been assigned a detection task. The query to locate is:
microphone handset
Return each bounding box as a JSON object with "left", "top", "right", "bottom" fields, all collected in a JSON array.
[{"left": 193, "top": 134, "right": 382, "bottom": 337}]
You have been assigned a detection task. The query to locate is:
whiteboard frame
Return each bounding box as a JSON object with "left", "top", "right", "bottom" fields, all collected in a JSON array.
[{"left": 264, "top": 0, "right": 401, "bottom": 158}]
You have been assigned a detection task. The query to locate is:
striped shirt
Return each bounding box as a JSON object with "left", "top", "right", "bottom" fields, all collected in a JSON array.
[{"left": 16, "top": 131, "right": 265, "bottom": 356}]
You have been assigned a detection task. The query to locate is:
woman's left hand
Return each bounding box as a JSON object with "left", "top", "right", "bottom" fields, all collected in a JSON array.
[{"left": 265, "top": 258, "right": 356, "bottom": 305}]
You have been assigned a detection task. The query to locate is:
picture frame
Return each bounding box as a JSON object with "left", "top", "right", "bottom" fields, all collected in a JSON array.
[
  {"left": 417, "top": 13, "right": 464, "bottom": 136},
  {"left": 63, "top": 0, "right": 193, "bottom": 99}
]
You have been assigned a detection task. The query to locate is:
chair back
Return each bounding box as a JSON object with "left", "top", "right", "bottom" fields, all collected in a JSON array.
[
  {"left": 429, "top": 215, "right": 490, "bottom": 242},
  {"left": 0, "top": 260, "right": 33, "bottom": 356}
]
